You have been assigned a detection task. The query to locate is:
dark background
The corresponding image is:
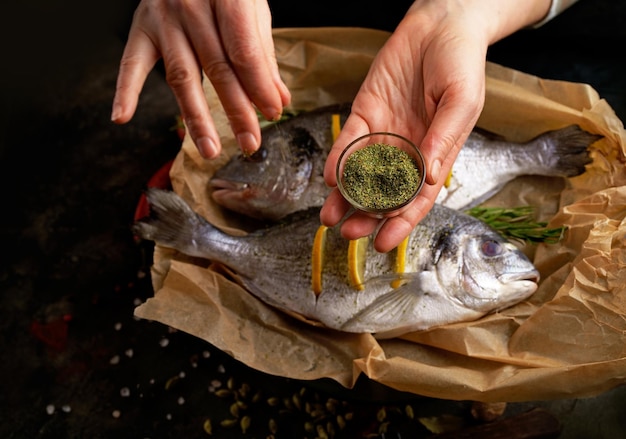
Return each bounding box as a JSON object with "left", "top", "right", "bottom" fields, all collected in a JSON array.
[{"left": 1, "top": 1, "right": 626, "bottom": 438}]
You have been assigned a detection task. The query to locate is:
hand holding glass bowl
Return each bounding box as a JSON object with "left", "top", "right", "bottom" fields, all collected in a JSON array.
[{"left": 336, "top": 132, "right": 426, "bottom": 219}]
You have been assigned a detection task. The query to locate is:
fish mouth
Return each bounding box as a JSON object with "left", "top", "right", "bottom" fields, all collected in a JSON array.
[
  {"left": 498, "top": 270, "right": 540, "bottom": 285},
  {"left": 210, "top": 178, "right": 247, "bottom": 193}
]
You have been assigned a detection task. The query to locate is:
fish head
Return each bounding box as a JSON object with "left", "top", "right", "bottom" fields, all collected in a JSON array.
[
  {"left": 210, "top": 126, "right": 321, "bottom": 220},
  {"left": 437, "top": 225, "right": 540, "bottom": 313}
]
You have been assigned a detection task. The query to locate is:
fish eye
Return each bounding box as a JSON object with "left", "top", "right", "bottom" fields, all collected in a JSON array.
[
  {"left": 242, "top": 147, "right": 267, "bottom": 163},
  {"left": 481, "top": 240, "right": 503, "bottom": 257}
]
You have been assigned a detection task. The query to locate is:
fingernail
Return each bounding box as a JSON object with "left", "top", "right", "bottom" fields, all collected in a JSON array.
[
  {"left": 110, "top": 103, "right": 122, "bottom": 122},
  {"left": 236, "top": 132, "right": 259, "bottom": 155},
  {"left": 431, "top": 159, "right": 442, "bottom": 184},
  {"left": 196, "top": 137, "right": 218, "bottom": 159}
]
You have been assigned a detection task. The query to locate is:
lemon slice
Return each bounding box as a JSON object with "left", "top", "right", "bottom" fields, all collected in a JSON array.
[
  {"left": 311, "top": 225, "right": 328, "bottom": 295},
  {"left": 331, "top": 114, "right": 341, "bottom": 142},
  {"left": 348, "top": 236, "right": 369, "bottom": 291},
  {"left": 391, "top": 236, "right": 410, "bottom": 288},
  {"left": 444, "top": 169, "right": 453, "bottom": 188}
]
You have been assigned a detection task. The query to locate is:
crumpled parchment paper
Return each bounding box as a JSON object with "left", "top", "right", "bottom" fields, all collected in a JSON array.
[{"left": 135, "top": 27, "right": 626, "bottom": 402}]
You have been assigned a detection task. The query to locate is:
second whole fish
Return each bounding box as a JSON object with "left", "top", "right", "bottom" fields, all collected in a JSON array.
[
  {"left": 134, "top": 188, "right": 540, "bottom": 339},
  {"left": 210, "top": 103, "right": 600, "bottom": 220}
]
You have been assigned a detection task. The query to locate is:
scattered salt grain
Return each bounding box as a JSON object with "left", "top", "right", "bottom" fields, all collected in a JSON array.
[
  {"left": 125, "top": 349, "right": 134, "bottom": 358},
  {"left": 177, "top": 397, "right": 185, "bottom": 405},
  {"left": 202, "top": 350, "right": 211, "bottom": 358},
  {"left": 109, "top": 355, "right": 120, "bottom": 365},
  {"left": 112, "top": 410, "right": 121, "bottom": 419},
  {"left": 133, "top": 298, "right": 142, "bottom": 306},
  {"left": 114, "top": 322, "right": 122, "bottom": 331},
  {"left": 120, "top": 387, "right": 130, "bottom": 397},
  {"left": 178, "top": 371, "right": 186, "bottom": 379},
  {"left": 46, "top": 404, "right": 55, "bottom": 415},
  {"left": 159, "top": 338, "right": 169, "bottom": 348},
  {"left": 217, "top": 364, "right": 226, "bottom": 374},
  {"left": 166, "top": 413, "right": 172, "bottom": 420},
  {"left": 61, "top": 405, "right": 71, "bottom": 413}
]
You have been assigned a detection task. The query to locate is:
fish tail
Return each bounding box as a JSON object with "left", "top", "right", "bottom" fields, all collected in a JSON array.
[
  {"left": 538, "top": 125, "right": 602, "bottom": 177},
  {"left": 133, "top": 188, "right": 217, "bottom": 257}
]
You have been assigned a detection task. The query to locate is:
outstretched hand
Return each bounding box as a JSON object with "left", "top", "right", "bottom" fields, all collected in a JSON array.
[{"left": 111, "top": 0, "right": 290, "bottom": 159}]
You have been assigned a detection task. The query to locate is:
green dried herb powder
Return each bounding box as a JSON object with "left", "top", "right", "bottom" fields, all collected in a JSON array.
[{"left": 342, "top": 143, "right": 421, "bottom": 210}]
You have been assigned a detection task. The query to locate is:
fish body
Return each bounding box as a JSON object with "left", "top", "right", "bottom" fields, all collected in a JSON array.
[
  {"left": 135, "top": 189, "right": 540, "bottom": 338},
  {"left": 210, "top": 103, "right": 599, "bottom": 219}
]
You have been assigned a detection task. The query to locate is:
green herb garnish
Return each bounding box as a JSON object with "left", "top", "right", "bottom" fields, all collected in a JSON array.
[
  {"left": 257, "top": 108, "right": 303, "bottom": 129},
  {"left": 465, "top": 206, "right": 566, "bottom": 244}
]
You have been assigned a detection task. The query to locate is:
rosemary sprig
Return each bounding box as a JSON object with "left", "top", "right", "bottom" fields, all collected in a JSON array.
[{"left": 465, "top": 206, "right": 566, "bottom": 244}]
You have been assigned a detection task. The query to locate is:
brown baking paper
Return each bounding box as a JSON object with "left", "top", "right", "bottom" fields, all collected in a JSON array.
[{"left": 135, "top": 28, "right": 626, "bottom": 402}]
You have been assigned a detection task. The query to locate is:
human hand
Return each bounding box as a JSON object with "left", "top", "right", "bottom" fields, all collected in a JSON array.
[
  {"left": 320, "top": 0, "right": 552, "bottom": 253},
  {"left": 111, "top": 0, "right": 291, "bottom": 159}
]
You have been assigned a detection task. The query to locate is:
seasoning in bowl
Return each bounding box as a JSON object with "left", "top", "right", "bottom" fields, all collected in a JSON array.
[{"left": 336, "top": 132, "right": 426, "bottom": 218}]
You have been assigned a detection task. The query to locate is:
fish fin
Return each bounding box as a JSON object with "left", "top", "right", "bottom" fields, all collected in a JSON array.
[
  {"left": 471, "top": 127, "right": 508, "bottom": 142},
  {"left": 133, "top": 188, "right": 216, "bottom": 257},
  {"left": 533, "top": 125, "right": 601, "bottom": 177},
  {"left": 340, "top": 279, "right": 424, "bottom": 333}
]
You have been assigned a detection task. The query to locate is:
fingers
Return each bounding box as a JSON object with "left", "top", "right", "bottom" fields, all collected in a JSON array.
[
  {"left": 113, "top": 0, "right": 290, "bottom": 159},
  {"left": 185, "top": 0, "right": 289, "bottom": 155},
  {"left": 111, "top": 26, "right": 160, "bottom": 125}
]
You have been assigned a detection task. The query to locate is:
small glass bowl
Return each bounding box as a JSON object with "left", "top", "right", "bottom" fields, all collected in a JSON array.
[{"left": 336, "top": 132, "right": 426, "bottom": 218}]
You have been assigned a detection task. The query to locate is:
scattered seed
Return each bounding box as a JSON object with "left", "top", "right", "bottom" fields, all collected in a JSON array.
[
  {"left": 238, "top": 382, "right": 251, "bottom": 399},
  {"left": 316, "top": 423, "right": 329, "bottom": 439},
  {"left": 405, "top": 404, "right": 415, "bottom": 419},
  {"left": 282, "top": 397, "right": 293, "bottom": 411},
  {"left": 165, "top": 376, "right": 180, "bottom": 390},
  {"left": 292, "top": 393, "right": 302, "bottom": 411},
  {"left": 220, "top": 418, "right": 238, "bottom": 428},
  {"left": 229, "top": 403, "right": 240, "bottom": 418},
  {"left": 377, "top": 407, "right": 387, "bottom": 422},
  {"left": 344, "top": 412, "right": 354, "bottom": 421},
  {"left": 326, "top": 421, "right": 336, "bottom": 437},
  {"left": 336, "top": 415, "right": 346, "bottom": 430},
  {"left": 310, "top": 409, "right": 324, "bottom": 419},
  {"left": 46, "top": 404, "right": 55, "bottom": 415},
  {"left": 251, "top": 391, "right": 262, "bottom": 404},
  {"left": 379, "top": 421, "right": 390, "bottom": 435},
  {"left": 267, "top": 397, "right": 279, "bottom": 407},
  {"left": 326, "top": 398, "right": 338, "bottom": 413},
  {"left": 304, "top": 421, "right": 314, "bottom": 432},
  {"left": 215, "top": 389, "right": 231, "bottom": 398},
  {"left": 268, "top": 418, "right": 278, "bottom": 434},
  {"left": 240, "top": 415, "right": 251, "bottom": 434},
  {"left": 227, "top": 377, "right": 235, "bottom": 390},
  {"left": 203, "top": 419, "right": 212, "bottom": 435}
]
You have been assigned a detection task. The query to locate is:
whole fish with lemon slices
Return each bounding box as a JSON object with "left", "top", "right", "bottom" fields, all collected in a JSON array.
[
  {"left": 210, "top": 103, "right": 600, "bottom": 220},
  {"left": 134, "top": 188, "right": 540, "bottom": 338}
]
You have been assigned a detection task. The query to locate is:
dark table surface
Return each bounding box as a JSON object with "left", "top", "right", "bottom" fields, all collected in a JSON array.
[{"left": 2, "top": 1, "right": 626, "bottom": 438}]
